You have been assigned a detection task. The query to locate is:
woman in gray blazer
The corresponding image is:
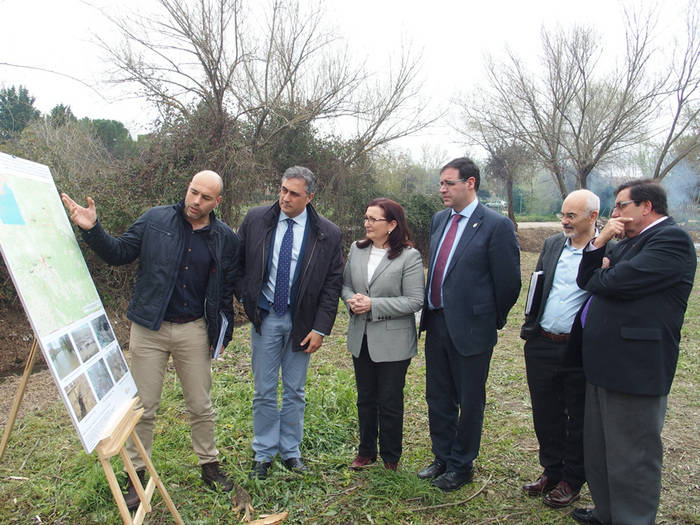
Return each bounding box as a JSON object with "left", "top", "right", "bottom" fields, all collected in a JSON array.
[{"left": 342, "top": 198, "right": 425, "bottom": 471}]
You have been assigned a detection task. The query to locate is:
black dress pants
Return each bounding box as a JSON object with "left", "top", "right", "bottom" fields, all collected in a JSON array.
[
  {"left": 353, "top": 336, "right": 411, "bottom": 464},
  {"left": 524, "top": 333, "right": 585, "bottom": 489},
  {"left": 424, "top": 309, "right": 493, "bottom": 473}
]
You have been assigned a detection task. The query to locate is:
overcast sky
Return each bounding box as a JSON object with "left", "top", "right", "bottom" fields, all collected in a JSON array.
[{"left": 0, "top": 0, "right": 690, "bottom": 159}]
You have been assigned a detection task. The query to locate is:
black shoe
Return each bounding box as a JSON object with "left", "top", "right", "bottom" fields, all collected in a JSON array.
[
  {"left": 282, "top": 457, "right": 308, "bottom": 473},
  {"left": 570, "top": 507, "right": 603, "bottom": 524},
  {"left": 124, "top": 470, "right": 146, "bottom": 512},
  {"left": 201, "top": 461, "right": 233, "bottom": 492},
  {"left": 432, "top": 469, "right": 474, "bottom": 491},
  {"left": 417, "top": 458, "right": 446, "bottom": 480},
  {"left": 249, "top": 460, "right": 272, "bottom": 480}
]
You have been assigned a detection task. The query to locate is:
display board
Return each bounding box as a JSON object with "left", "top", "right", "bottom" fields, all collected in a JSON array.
[{"left": 0, "top": 152, "right": 137, "bottom": 453}]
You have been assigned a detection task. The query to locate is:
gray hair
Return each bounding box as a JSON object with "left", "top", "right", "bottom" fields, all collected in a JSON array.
[
  {"left": 567, "top": 189, "right": 600, "bottom": 214},
  {"left": 282, "top": 166, "right": 317, "bottom": 195}
]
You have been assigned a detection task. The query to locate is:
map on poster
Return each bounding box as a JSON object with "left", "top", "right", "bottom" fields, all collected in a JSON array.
[{"left": 0, "top": 152, "right": 137, "bottom": 453}]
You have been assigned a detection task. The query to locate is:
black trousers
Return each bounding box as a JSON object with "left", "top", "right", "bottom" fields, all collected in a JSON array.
[
  {"left": 424, "top": 309, "right": 492, "bottom": 473},
  {"left": 352, "top": 336, "right": 411, "bottom": 464},
  {"left": 524, "top": 333, "right": 585, "bottom": 489}
]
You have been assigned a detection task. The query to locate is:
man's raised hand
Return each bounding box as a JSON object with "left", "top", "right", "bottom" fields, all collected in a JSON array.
[{"left": 61, "top": 193, "right": 97, "bottom": 230}]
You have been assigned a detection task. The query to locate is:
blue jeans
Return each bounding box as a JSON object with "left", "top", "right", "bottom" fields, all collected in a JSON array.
[{"left": 250, "top": 311, "right": 310, "bottom": 461}]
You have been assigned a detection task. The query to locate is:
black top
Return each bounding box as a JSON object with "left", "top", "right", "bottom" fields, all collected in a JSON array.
[
  {"left": 80, "top": 200, "right": 240, "bottom": 349},
  {"left": 163, "top": 218, "right": 212, "bottom": 322}
]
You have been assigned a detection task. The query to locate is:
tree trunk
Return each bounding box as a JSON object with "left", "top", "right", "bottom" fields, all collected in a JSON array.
[
  {"left": 506, "top": 174, "right": 517, "bottom": 231},
  {"left": 551, "top": 167, "right": 567, "bottom": 200},
  {"left": 578, "top": 165, "right": 593, "bottom": 190}
]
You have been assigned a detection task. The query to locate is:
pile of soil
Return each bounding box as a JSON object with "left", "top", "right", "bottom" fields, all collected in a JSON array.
[
  {"left": 0, "top": 307, "right": 38, "bottom": 373},
  {"left": 516, "top": 226, "right": 560, "bottom": 253}
]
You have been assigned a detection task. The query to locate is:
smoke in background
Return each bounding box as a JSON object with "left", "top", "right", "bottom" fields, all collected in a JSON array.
[{"left": 663, "top": 160, "right": 699, "bottom": 229}]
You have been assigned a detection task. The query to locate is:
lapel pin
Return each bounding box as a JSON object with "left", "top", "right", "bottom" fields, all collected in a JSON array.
[{"left": 473, "top": 223, "right": 478, "bottom": 228}]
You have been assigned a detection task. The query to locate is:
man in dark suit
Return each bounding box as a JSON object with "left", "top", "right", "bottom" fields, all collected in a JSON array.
[
  {"left": 570, "top": 180, "right": 696, "bottom": 525},
  {"left": 520, "top": 189, "right": 602, "bottom": 508},
  {"left": 418, "top": 157, "right": 521, "bottom": 491},
  {"left": 236, "top": 166, "right": 343, "bottom": 480}
]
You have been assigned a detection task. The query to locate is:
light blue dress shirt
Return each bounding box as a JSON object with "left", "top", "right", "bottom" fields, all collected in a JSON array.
[
  {"left": 427, "top": 198, "right": 479, "bottom": 309},
  {"left": 262, "top": 208, "right": 307, "bottom": 305},
  {"left": 539, "top": 238, "right": 589, "bottom": 334}
]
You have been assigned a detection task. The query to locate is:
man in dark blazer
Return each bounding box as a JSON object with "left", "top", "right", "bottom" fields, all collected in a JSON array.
[
  {"left": 236, "top": 166, "right": 344, "bottom": 480},
  {"left": 570, "top": 180, "right": 696, "bottom": 525},
  {"left": 418, "top": 157, "right": 521, "bottom": 491},
  {"left": 520, "top": 189, "right": 603, "bottom": 508}
]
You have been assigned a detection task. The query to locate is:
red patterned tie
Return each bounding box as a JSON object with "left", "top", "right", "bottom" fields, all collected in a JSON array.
[{"left": 430, "top": 214, "right": 462, "bottom": 308}]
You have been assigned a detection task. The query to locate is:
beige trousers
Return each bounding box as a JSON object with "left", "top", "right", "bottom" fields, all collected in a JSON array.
[{"left": 126, "top": 318, "right": 218, "bottom": 470}]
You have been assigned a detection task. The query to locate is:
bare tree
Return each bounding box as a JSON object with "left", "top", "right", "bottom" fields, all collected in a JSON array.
[
  {"left": 100, "top": 0, "right": 244, "bottom": 142},
  {"left": 558, "top": 13, "right": 660, "bottom": 189},
  {"left": 482, "top": 30, "right": 575, "bottom": 199},
  {"left": 232, "top": 0, "right": 363, "bottom": 153},
  {"left": 474, "top": 15, "right": 662, "bottom": 196},
  {"left": 650, "top": 0, "right": 700, "bottom": 180},
  {"left": 456, "top": 95, "right": 534, "bottom": 226},
  {"left": 343, "top": 46, "right": 437, "bottom": 165},
  {"left": 98, "top": 0, "right": 434, "bottom": 221}
]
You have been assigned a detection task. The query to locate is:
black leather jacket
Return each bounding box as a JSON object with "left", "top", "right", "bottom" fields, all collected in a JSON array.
[
  {"left": 235, "top": 201, "right": 343, "bottom": 350},
  {"left": 80, "top": 201, "right": 239, "bottom": 348}
]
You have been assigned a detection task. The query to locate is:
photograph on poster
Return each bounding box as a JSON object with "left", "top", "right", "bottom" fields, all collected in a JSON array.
[
  {"left": 65, "top": 374, "right": 97, "bottom": 421},
  {"left": 71, "top": 323, "right": 99, "bottom": 363},
  {"left": 90, "top": 314, "right": 116, "bottom": 349},
  {"left": 87, "top": 359, "right": 114, "bottom": 400},
  {"left": 46, "top": 334, "right": 80, "bottom": 380},
  {"left": 105, "top": 346, "right": 128, "bottom": 383}
]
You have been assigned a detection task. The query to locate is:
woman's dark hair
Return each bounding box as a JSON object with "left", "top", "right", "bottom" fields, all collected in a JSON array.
[{"left": 356, "top": 198, "right": 413, "bottom": 259}]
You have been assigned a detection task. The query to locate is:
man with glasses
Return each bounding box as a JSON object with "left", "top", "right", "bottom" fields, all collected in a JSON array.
[
  {"left": 417, "top": 157, "right": 520, "bottom": 491},
  {"left": 570, "top": 180, "right": 696, "bottom": 524},
  {"left": 236, "top": 166, "right": 343, "bottom": 480},
  {"left": 520, "top": 190, "right": 604, "bottom": 508}
]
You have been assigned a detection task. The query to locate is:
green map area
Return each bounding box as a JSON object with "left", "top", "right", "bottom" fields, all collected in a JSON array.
[{"left": 0, "top": 159, "right": 101, "bottom": 338}]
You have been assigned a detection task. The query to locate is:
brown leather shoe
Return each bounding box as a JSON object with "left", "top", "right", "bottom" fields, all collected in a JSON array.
[
  {"left": 522, "top": 474, "right": 558, "bottom": 496},
  {"left": 350, "top": 455, "right": 376, "bottom": 470},
  {"left": 543, "top": 480, "right": 580, "bottom": 508},
  {"left": 383, "top": 461, "right": 398, "bottom": 471}
]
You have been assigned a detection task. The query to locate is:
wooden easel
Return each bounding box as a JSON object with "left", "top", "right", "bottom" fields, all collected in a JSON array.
[
  {"left": 1, "top": 343, "right": 183, "bottom": 524},
  {"left": 0, "top": 340, "right": 39, "bottom": 462},
  {"left": 96, "top": 397, "right": 183, "bottom": 525}
]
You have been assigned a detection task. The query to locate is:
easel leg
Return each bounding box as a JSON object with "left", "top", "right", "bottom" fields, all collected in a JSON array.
[
  {"left": 129, "top": 430, "right": 184, "bottom": 525},
  {"left": 97, "top": 399, "right": 184, "bottom": 525},
  {"left": 0, "top": 340, "right": 38, "bottom": 462},
  {"left": 99, "top": 455, "right": 135, "bottom": 525},
  {"left": 119, "top": 449, "right": 151, "bottom": 513}
]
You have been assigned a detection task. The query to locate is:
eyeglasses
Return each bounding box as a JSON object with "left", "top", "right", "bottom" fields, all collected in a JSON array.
[
  {"left": 613, "top": 200, "right": 638, "bottom": 210},
  {"left": 556, "top": 212, "right": 578, "bottom": 221},
  {"left": 363, "top": 216, "right": 388, "bottom": 224}
]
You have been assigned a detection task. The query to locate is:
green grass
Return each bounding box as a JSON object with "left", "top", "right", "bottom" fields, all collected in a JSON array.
[{"left": 1, "top": 253, "right": 698, "bottom": 524}]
